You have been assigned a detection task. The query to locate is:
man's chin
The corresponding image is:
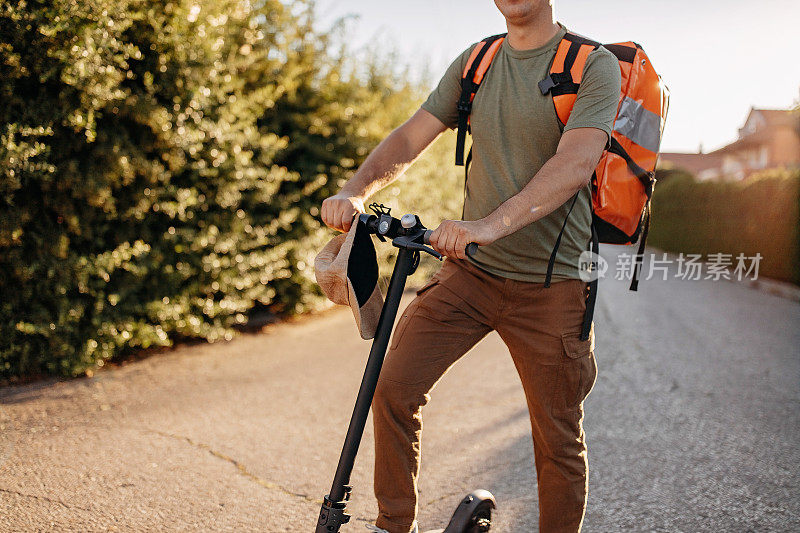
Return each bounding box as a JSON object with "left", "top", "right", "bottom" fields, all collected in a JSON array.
[{"left": 494, "top": 0, "right": 544, "bottom": 22}]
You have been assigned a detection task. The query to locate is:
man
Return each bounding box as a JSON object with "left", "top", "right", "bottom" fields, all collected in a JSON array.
[{"left": 320, "top": 1, "right": 620, "bottom": 532}]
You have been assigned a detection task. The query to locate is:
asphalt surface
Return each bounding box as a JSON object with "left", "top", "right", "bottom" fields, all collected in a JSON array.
[{"left": 1, "top": 246, "right": 799, "bottom": 532}]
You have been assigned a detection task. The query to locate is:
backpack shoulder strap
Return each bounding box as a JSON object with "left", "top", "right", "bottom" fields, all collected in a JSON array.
[
  {"left": 538, "top": 32, "right": 600, "bottom": 127},
  {"left": 542, "top": 32, "right": 602, "bottom": 288},
  {"left": 455, "top": 33, "right": 506, "bottom": 166}
]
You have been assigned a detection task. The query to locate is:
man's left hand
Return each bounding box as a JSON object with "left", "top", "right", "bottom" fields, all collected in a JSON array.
[{"left": 428, "top": 219, "right": 496, "bottom": 260}]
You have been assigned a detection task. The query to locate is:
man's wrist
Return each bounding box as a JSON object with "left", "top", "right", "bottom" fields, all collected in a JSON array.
[
  {"left": 337, "top": 189, "right": 366, "bottom": 203},
  {"left": 479, "top": 210, "right": 513, "bottom": 242}
]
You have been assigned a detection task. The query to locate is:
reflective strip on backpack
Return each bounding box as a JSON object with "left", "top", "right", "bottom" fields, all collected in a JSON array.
[{"left": 614, "top": 96, "right": 663, "bottom": 153}]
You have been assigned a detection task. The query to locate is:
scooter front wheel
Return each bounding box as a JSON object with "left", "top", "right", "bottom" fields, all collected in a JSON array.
[{"left": 436, "top": 489, "right": 495, "bottom": 533}]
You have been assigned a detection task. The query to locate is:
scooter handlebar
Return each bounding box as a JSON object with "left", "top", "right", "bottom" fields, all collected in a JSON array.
[{"left": 423, "top": 230, "right": 478, "bottom": 258}]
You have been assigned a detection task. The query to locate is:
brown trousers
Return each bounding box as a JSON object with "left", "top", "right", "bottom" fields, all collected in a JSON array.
[{"left": 372, "top": 258, "right": 597, "bottom": 533}]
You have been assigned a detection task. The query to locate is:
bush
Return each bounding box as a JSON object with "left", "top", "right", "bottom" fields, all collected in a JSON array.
[
  {"left": 0, "top": 0, "right": 431, "bottom": 378},
  {"left": 649, "top": 168, "right": 800, "bottom": 285}
]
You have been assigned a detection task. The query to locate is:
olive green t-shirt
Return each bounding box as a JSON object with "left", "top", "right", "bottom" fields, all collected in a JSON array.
[{"left": 421, "top": 24, "right": 621, "bottom": 282}]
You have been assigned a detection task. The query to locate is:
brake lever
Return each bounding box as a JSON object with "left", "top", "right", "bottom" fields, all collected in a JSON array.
[{"left": 392, "top": 235, "right": 443, "bottom": 260}]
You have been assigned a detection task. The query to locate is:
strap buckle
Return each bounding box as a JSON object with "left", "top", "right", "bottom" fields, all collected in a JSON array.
[
  {"left": 538, "top": 72, "right": 572, "bottom": 95},
  {"left": 538, "top": 75, "right": 557, "bottom": 95}
]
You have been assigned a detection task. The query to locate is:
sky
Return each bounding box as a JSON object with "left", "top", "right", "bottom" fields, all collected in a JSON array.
[{"left": 315, "top": 0, "right": 800, "bottom": 153}]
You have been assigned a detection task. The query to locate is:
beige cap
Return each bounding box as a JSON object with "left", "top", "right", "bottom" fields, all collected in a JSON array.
[{"left": 314, "top": 220, "right": 383, "bottom": 340}]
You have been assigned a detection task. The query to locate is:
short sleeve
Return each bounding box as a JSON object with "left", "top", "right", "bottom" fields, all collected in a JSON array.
[
  {"left": 563, "top": 46, "right": 621, "bottom": 144},
  {"left": 420, "top": 46, "right": 475, "bottom": 129}
]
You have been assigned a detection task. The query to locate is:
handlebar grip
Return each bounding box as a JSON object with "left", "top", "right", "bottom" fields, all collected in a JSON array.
[{"left": 423, "top": 230, "right": 478, "bottom": 257}]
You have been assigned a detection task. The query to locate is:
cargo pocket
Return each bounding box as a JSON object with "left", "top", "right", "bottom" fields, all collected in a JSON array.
[{"left": 559, "top": 332, "right": 598, "bottom": 411}]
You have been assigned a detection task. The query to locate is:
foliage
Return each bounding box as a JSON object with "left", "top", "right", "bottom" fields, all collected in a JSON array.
[
  {"left": 0, "top": 0, "right": 441, "bottom": 378},
  {"left": 649, "top": 168, "right": 800, "bottom": 285},
  {"left": 365, "top": 130, "right": 464, "bottom": 285}
]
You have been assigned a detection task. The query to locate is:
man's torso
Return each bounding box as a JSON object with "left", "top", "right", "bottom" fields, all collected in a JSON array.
[{"left": 421, "top": 25, "right": 619, "bottom": 282}]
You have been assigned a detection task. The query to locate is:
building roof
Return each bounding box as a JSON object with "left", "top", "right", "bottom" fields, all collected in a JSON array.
[
  {"left": 658, "top": 152, "right": 724, "bottom": 175},
  {"left": 738, "top": 107, "right": 799, "bottom": 138},
  {"left": 713, "top": 108, "right": 799, "bottom": 155},
  {"left": 710, "top": 129, "right": 769, "bottom": 155},
  {"left": 659, "top": 106, "right": 799, "bottom": 179},
  {"left": 752, "top": 108, "right": 798, "bottom": 128}
]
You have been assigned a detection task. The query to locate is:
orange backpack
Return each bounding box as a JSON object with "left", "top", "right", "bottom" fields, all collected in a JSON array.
[{"left": 455, "top": 31, "right": 669, "bottom": 339}]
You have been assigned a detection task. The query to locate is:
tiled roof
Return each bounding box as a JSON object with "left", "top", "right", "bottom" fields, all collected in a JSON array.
[
  {"left": 752, "top": 108, "right": 798, "bottom": 128},
  {"left": 658, "top": 152, "right": 724, "bottom": 175}
]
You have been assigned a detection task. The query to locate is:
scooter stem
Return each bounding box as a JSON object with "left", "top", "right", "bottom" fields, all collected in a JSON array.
[{"left": 316, "top": 247, "right": 415, "bottom": 533}]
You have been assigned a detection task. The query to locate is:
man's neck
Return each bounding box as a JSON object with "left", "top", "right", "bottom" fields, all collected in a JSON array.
[{"left": 505, "top": 12, "right": 560, "bottom": 51}]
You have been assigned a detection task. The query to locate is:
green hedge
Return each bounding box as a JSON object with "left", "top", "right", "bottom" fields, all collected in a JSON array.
[
  {"left": 649, "top": 168, "right": 800, "bottom": 285},
  {"left": 0, "top": 0, "right": 436, "bottom": 378}
]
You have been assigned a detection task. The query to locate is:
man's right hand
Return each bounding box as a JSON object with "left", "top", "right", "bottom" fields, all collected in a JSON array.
[{"left": 320, "top": 194, "right": 366, "bottom": 233}]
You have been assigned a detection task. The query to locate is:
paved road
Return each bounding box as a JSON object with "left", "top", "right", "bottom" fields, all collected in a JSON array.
[{"left": 2, "top": 247, "right": 799, "bottom": 532}]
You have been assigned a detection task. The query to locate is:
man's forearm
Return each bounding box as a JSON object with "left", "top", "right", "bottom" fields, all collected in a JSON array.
[
  {"left": 477, "top": 127, "right": 607, "bottom": 242},
  {"left": 321, "top": 109, "right": 446, "bottom": 232},
  {"left": 339, "top": 128, "right": 419, "bottom": 200},
  {"left": 482, "top": 151, "right": 592, "bottom": 240}
]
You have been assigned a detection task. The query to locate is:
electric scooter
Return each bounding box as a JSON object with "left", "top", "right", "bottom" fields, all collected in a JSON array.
[{"left": 315, "top": 204, "right": 496, "bottom": 533}]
